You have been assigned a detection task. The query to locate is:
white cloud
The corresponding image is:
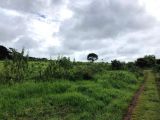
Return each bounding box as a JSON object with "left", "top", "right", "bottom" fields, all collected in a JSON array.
[{"left": 0, "top": 0, "right": 160, "bottom": 61}]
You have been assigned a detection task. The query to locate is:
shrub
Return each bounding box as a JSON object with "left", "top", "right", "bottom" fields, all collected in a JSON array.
[
  {"left": 68, "top": 66, "right": 95, "bottom": 81},
  {"left": 2, "top": 49, "right": 28, "bottom": 83},
  {"left": 111, "top": 60, "right": 124, "bottom": 70},
  {"left": 43, "top": 57, "right": 73, "bottom": 80},
  {"left": 154, "top": 65, "right": 160, "bottom": 73},
  {"left": 57, "top": 56, "right": 73, "bottom": 69}
]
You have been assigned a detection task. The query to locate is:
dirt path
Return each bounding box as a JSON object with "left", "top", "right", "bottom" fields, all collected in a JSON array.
[
  {"left": 123, "top": 71, "right": 148, "bottom": 120},
  {"left": 124, "top": 70, "right": 160, "bottom": 120},
  {"left": 123, "top": 82, "right": 145, "bottom": 120}
]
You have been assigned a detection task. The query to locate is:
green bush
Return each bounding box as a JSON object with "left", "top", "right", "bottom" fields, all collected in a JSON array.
[
  {"left": 57, "top": 56, "right": 73, "bottom": 69},
  {"left": 2, "top": 49, "right": 28, "bottom": 83},
  {"left": 67, "top": 66, "right": 95, "bottom": 81},
  {"left": 154, "top": 65, "right": 160, "bottom": 73},
  {"left": 43, "top": 58, "right": 96, "bottom": 81},
  {"left": 43, "top": 57, "right": 73, "bottom": 80},
  {"left": 111, "top": 60, "right": 124, "bottom": 70}
]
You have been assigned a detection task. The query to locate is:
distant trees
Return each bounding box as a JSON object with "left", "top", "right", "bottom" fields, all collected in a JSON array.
[
  {"left": 0, "top": 45, "right": 48, "bottom": 61},
  {"left": 156, "top": 59, "right": 160, "bottom": 65},
  {"left": 135, "top": 58, "right": 147, "bottom": 68},
  {"left": 87, "top": 53, "right": 98, "bottom": 62},
  {"left": 135, "top": 55, "right": 156, "bottom": 68},
  {"left": 111, "top": 59, "right": 124, "bottom": 70},
  {"left": 0, "top": 45, "right": 10, "bottom": 60}
]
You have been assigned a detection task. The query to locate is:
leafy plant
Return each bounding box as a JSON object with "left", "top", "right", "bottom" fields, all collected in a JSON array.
[{"left": 3, "top": 48, "right": 28, "bottom": 83}]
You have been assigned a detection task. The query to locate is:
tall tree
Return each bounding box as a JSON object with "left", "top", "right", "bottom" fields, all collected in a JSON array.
[
  {"left": 87, "top": 53, "right": 98, "bottom": 62},
  {"left": 0, "top": 45, "right": 10, "bottom": 60}
]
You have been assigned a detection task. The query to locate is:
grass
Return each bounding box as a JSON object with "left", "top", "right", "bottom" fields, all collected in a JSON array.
[
  {"left": 0, "top": 61, "right": 4, "bottom": 70},
  {"left": 131, "top": 71, "right": 160, "bottom": 120},
  {"left": 0, "top": 71, "right": 143, "bottom": 120}
]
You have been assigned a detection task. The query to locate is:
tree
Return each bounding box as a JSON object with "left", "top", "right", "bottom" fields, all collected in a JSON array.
[
  {"left": 135, "top": 58, "right": 147, "bottom": 68},
  {"left": 111, "top": 59, "right": 123, "bottom": 70},
  {"left": 144, "top": 55, "right": 156, "bottom": 67},
  {"left": 156, "top": 59, "right": 160, "bottom": 65},
  {"left": 135, "top": 55, "right": 156, "bottom": 68},
  {"left": 87, "top": 53, "right": 98, "bottom": 62},
  {"left": 0, "top": 45, "right": 10, "bottom": 60}
]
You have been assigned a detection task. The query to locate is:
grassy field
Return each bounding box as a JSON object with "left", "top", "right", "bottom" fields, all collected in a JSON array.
[
  {"left": 0, "top": 69, "right": 143, "bottom": 120},
  {"left": 131, "top": 71, "right": 160, "bottom": 120}
]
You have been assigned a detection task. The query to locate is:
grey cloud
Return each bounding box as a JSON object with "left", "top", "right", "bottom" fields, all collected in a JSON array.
[
  {"left": 59, "top": 0, "right": 156, "bottom": 41},
  {"left": 117, "top": 46, "right": 141, "bottom": 56},
  {"left": 0, "top": 0, "right": 67, "bottom": 55},
  {"left": 0, "top": 0, "right": 160, "bottom": 61},
  {"left": 0, "top": 0, "right": 67, "bottom": 19},
  {"left": 0, "top": 12, "right": 27, "bottom": 42},
  {"left": 0, "top": 0, "right": 42, "bottom": 14},
  {"left": 12, "top": 37, "right": 40, "bottom": 49},
  {"left": 47, "top": 45, "right": 74, "bottom": 57},
  {"left": 56, "top": 0, "right": 157, "bottom": 60}
]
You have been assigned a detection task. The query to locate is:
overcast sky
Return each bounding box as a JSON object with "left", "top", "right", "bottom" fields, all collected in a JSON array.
[{"left": 0, "top": 0, "right": 160, "bottom": 62}]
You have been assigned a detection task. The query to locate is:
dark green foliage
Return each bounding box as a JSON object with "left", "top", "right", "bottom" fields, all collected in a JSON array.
[
  {"left": 135, "top": 58, "right": 147, "bottom": 68},
  {"left": 57, "top": 56, "right": 73, "bottom": 69},
  {"left": 0, "top": 45, "right": 10, "bottom": 60},
  {"left": 144, "top": 55, "right": 156, "bottom": 67},
  {"left": 68, "top": 66, "right": 95, "bottom": 80},
  {"left": 111, "top": 59, "right": 124, "bottom": 70},
  {"left": 154, "top": 65, "right": 160, "bottom": 73},
  {"left": 87, "top": 53, "right": 98, "bottom": 62},
  {"left": 156, "top": 59, "right": 160, "bottom": 65},
  {"left": 135, "top": 55, "right": 156, "bottom": 68}
]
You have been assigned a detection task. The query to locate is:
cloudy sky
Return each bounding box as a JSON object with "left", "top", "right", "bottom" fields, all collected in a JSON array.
[{"left": 0, "top": 0, "right": 160, "bottom": 62}]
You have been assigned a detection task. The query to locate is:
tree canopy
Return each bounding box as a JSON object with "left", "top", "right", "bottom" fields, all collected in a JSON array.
[
  {"left": 0, "top": 45, "right": 10, "bottom": 60},
  {"left": 87, "top": 53, "right": 98, "bottom": 62}
]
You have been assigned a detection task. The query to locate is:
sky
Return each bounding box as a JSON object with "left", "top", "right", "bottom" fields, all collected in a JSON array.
[{"left": 0, "top": 0, "right": 160, "bottom": 62}]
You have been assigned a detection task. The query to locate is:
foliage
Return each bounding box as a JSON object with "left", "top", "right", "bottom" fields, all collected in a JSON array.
[
  {"left": 156, "top": 59, "right": 160, "bottom": 65},
  {"left": 135, "top": 55, "right": 156, "bottom": 68},
  {"left": 153, "top": 64, "right": 160, "bottom": 73},
  {"left": 2, "top": 49, "right": 28, "bottom": 83},
  {"left": 57, "top": 56, "right": 73, "bottom": 69},
  {"left": 0, "top": 45, "right": 10, "bottom": 60},
  {"left": 87, "top": 53, "right": 98, "bottom": 62},
  {"left": 111, "top": 59, "right": 124, "bottom": 70},
  {"left": 0, "top": 71, "right": 143, "bottom": 120},
  {"left": 68, "top": 65, "right": 95, "bottom": 80},
  {"left": 144, "top": 55, "right": 156, "bottom": 67},
  {"left": 43, "top": 58, "right": 96, "bottom": 81}
]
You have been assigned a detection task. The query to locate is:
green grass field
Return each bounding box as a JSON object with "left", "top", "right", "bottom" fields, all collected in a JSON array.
[
  {"left": 132, "top": 71, "right": 160, "bottom": 120},
  {"left": 0, "top": 69, "right": 143, "bottom": 120}
]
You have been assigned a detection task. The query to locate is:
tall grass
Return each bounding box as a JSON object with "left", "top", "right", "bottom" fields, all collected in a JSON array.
[
  {"left": 0, "top": 50, "right": 145, "bottom": 119},
  {"left": 0, "top": 71, "right": 143, "bottom": 120},
  {"left": 1, "top": 49, "right": 28, "bottom": 84}
]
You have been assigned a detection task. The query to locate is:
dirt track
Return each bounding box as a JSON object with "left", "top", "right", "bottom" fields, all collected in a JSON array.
[
  {"left": 123, "top": 71, "right": 148, "bottom": 120},
  {"left": 123, "top": 83, "right": 145, "bottom": 120}
]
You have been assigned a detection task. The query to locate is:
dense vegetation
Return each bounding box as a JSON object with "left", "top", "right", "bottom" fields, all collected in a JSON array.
[
  {"left": 0, "top": 45, "right": 159, "bottom": 119},
  {"left": 0, "top": 70, "right": 143, "bottom": 119}
]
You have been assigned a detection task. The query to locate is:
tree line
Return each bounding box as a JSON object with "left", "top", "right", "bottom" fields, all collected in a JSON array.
[
  {"left": 1, "top": 45, "right": 160, "bottom": 69},
  {"left": 0, "top": 45, "right": 47, "bottom": 61}
]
